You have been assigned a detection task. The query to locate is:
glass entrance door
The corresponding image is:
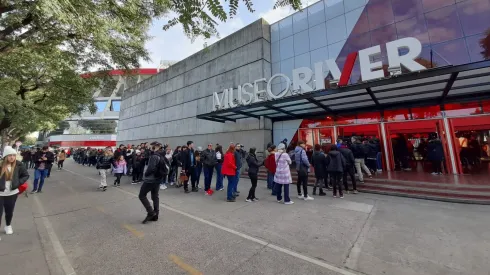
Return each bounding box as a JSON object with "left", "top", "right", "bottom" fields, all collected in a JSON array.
[
  {"left": 385, "top": 119, "right": 450, "bottom": 173},
  {"left": 449, "top": 115, "right": 490, "bottom": 175}
]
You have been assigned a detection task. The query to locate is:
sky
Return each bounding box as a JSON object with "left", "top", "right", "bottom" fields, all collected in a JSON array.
[{"left": 140, "top": 0, "right": 312, "bottom": 68}]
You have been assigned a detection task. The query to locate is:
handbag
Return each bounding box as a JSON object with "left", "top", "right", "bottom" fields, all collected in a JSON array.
[
  {"left": 179, "top": 170, "right": 188, "bottom": 182},
  {"left": 18, "top": 182, "right": 28, "bottom": 195},
  {"left": 298, "top": 150, "right": 309, "bottom": 177}
]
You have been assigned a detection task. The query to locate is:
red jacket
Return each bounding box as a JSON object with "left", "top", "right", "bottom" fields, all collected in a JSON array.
[
  {"left": 221, "top": 152, "right": 237, "bottom": 176},
  {"left": 264, "top": 154, "right": 276, "bottom": 174}
]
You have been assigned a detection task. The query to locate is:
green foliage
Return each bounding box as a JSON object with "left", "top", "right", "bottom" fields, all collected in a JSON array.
[
  {"left": 163, "top": 0, "right": 302, "bottom": 39},
  {"left": 78, "top": 120, "right": 117, "bottom": 134}
]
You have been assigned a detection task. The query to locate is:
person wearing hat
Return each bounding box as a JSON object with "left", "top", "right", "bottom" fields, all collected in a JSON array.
[
  {"left": 0, "top": 146, "right": 29, "bottom": 238},
  {"left": 139, "top": 141, "right": 168, "bottom": 224},
  {"left": 31, "top": 146, "right": 54, "bottom": 193}
]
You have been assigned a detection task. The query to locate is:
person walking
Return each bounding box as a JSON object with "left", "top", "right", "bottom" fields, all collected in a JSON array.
[
  {"left": 427, "top": 135, "right": 444, "bottom": 175},
  {"left": 132, "top": 150, "right": 144, "bottom": 184},
  {"left": 201, "top": 143, "right": 217, "bottom": 194},
  {"left": 222, "top": 144, "right": 237, "bottom": 202},
  {"left": 31, "top": 146, "right": 54, "bottom": 194},
  {"left": 311, "top": 144, "right": 327, "bottom": 196},
  {"left": 57, "top": 150, "right": 66, "bottom": 170},
  {"left": 215, "top": 145, "right": 224, "bottom": 191},
  {"left": 245, "top": 147, "right": 263, "bottom": 202},
  {"left": 351, "top": 137, "right": 372, "bottom": 183},
  {"left": 0, "top": 146, "right": 29, "bottom": 239},
  {"left": 326, "top": 145, "right": 346, "bottom": 198},
  {"left": 294, "top": 141, "right": 314, "bottom": 201},
  {"left": 112, "top": 155, "right": 127, "bottom": 187},
  {"left": 96, "top": 147, "right": 114, "bottom": 191},
  {"left": 274, "top": 143, "right": 294, "bottom": 205},
  {"left": 339, "top": 143, "right": 358, "bottom": 194},
  {"left": 139, "top": 141, "right": 168, "bottom": 224}
]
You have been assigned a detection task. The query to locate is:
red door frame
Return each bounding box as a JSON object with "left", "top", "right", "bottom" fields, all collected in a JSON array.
[
  {"left": 384, "top": 119, "right": 450, "bottom": 172},
  {"left": 448, "top": 115, "right": 490, "bottom": 174}
]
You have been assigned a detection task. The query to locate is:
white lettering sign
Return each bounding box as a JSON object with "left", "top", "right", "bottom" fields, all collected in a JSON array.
[{"left": 212, "top": 37, "right": 425, "bottom": 111}]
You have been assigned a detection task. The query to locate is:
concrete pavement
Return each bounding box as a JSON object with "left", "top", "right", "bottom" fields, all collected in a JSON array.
[{"left": 2, "top": 160, "right": 490, "bottom": 275}]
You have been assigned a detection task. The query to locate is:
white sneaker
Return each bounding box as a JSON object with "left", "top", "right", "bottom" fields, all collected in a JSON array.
[
  {"left": 297, "top": 195, "right": 304, "bottom": 199},
  {"left": 284, "top": 201, "right": 294, "bottom": 205},
  {"left": 160, "top": 184, "right": 168, "bottom": 190},
  {"left": 5, "top": 225, "right": 13, "bottom": 235},
  {"left": 131, "top": 181, "right": 138, "bottom": 185},
  {"left": 431, "top": 172, "right": 438, "bottom": 175},
  {"left": 304, "top": 196, "right": 314, "bottom": 201},
  {"left": 277, "top": 200, "right": 283, "bottom": 203},
  {"left": 170, "top": 182, "right": 175, "bottom": 186},
  {"left": 377, "top": 169, "right": 383, "bottom": 172},
  {"left": 245, "top": 199, "right": 252, "bottom": 202},
  {"left": 218, "top": 188, "right": 224, "bottom": 191}
]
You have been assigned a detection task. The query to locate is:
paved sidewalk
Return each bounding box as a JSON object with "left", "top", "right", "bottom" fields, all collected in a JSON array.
[{"left": 3, "top": 160, "right": 490, "bottom": 275}]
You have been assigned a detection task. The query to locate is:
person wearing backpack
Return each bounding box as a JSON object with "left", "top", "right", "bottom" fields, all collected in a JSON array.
[
  {"left": 351, "top": 136, "right": 372, "bottom": 183},
  {"left": 139, "top": 141, "right": 169, "bottom": 224}
]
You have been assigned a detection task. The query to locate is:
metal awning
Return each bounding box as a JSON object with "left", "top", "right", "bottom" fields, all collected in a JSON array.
[{"left": 197, "top": 60, "right": 490, "bottom": 123}]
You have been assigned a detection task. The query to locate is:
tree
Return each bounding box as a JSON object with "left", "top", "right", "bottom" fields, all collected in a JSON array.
[{"left": 480, "top": 29, "right": 490, "bottom": 60}]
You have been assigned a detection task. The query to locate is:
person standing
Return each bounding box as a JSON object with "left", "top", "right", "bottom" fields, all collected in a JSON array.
[
  {"left": 132, "top": 150, "right": 144, "bottom": 184},
  {"left": 139, "top": 141, "right": 168, "bottom": 224},
  {"left": 194, "top": 148, "right": 203, "bottom": 189},
  {"left": 163, "top": 147, "right": 174, "bottom": 188},
  {"left": 112, "top": 155, "right": 127, "bottom": 187},
  {"left": 264, "top": 143, "right": 273, "bottom": 190},
  {"left": 29, "top": 149, "right": 36, "bottom": 169},
  {"left": 233, "top": 144, "right": 244, "bottom": 197},
  {"left": 0, "top": 146, "right": 30, "bottom": 239},
  {"left": 274, "top": 143, "right": 294, "bottom": 205},
  {"left": 294, "top": 141, "right": 314, "bottom": 201},
  {"left": 182, "top": 141, "right": 197, "bottom": 192},
  {"left": 339, "top": 143, "right": 358, "bottom": 194},
  {"left": 57, "top": 150, "right": 66, "bottom": 170},
  {"left": 201, "top": 144, "right": 217, "bottom": 194},
  {"left": 311, "top": 144, "right": 327, "bottom": 196},
  {"left": 215, "top": 145, "right": 224, "bottom": 191},
  {"left": 427, "top": 135, "right": 444, "bottom": 175},
  {"left": 222, "top": 144, "right": 237, "bottom": 202},
  {"left": 326, "top": 145, "right": 346, "bottom": 198},
  {"left": 31, "top": 146, "right": 54, "bottom": 193},
  {"left": 264, "top": 145, "right": 277, "bottom": 196},
  {"left": 21, "top": 150, "right": 31, "bottom": 169},
  {"left": 172, "top": 146, "right": 182, "bottom": 187},
  {"left": 245, "top": 147, "right": 263, "bottom": 202},
  {"left": 351, "top": 137, "right": 372, "bottom": 183},
  {"left": 96, "top": 147, "right": 114, "bottom": 191}
]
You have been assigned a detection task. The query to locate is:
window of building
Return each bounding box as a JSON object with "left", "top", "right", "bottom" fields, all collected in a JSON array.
[
  {"left": 411, "top": 106, "right": 442, "bottom": 119},
  {"left": 110, "top": 101, "right": 121, "bottom": 112},
  {"left": 444, "top": 102, "right": 483, "bottom": 117},
  {"left": 95, "top": 101, "right": 108, "bottom": 112},
  {"left": 384, "top": 108, "right": 411, "bottom": 121}
]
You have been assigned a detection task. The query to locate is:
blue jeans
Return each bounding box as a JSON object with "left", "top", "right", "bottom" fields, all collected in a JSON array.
[
  {"left": 215, "top": 163, "right": 223, "bottom": 190},
  {"left": 275, "top": 184, "right": 290, "bottom": 203},
  {"left": 267, "top": 171, "right": 274, "bottom": 189},
  {"left": 226, "top": 175, "right": 236, "bottom": 200},
  {"left": 233, "top": 169, "right": 241, "bottom": 193},
  {"left": 203, "top": 166, "right": 214, "bottom": 191},
  {"left": 376, "top": 152, "right": 383, "bottom": 170},
  {"left": 33, "top": 169, "right": 49, "bottom": 191}
]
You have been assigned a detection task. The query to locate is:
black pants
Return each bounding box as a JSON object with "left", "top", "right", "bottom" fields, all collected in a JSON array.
[
  {"left": 0, "top": 195, "right": 18, "bottom": 227},
  {"left": 296, "top": 172, "right": 308, "bottom": 196},
  {"left": 247, "top": 173, "right": 258, "bottom": 200},
  {"left": 58, "top": 160, "right": 64, "bottom": 169},
  {"left": 432, "top": 160, "right": 442, "bottom": 173},
  {"left": 132, "top": 167, "right": 141, "bottom": 182},
  {"left": 114, "top": 173, "right": 123, "bottom": 185},
  {"left": 138, "top": 182, "right": 159, "bottom": 215},
  {"left": 331, "top": 172, "right": 343, "bottom": 196},
  {"left": 313, "top": 177, "right": 325, "bottom": 194},
  {"left": 22, "top": 160, "right": 29, "bottom": 169},
  {"left": 343, "top": 165, "right": 357, "bottom": 191}
]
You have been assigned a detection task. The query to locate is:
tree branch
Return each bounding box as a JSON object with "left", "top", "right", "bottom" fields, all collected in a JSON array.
[{"left": 33, "top": 93, "right": 47, "bottom": 104}]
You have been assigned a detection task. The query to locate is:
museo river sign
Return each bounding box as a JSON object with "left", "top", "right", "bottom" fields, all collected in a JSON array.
[{"left": 213, "top": 37, "right": 427, "bottom": 111}]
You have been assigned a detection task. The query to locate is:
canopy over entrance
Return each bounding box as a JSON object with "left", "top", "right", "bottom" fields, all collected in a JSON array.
[{"left": 197, "top": 60, "right": 490, "bottom": 123}]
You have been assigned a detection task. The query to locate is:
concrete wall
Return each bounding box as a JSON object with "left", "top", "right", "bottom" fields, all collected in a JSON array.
[{"left": 118, "top": 19, "right": 273, "bottom": 150}]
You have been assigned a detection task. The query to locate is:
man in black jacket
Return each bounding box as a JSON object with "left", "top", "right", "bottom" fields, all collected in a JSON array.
[
  {"left": 139, "top": 141, "right": 168, "bottom": 224},
  {"left": 201, "top": 143, "right": 217, "bottom": 192},
  {"left": 181, "top": 141, "right": 196, "bottom": 193},
  {"left": 32, "top": 146, "right": 55, "bottom": 193},
  {"left": 339, "top": 143, "right": 357, "bottom": 194}
]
